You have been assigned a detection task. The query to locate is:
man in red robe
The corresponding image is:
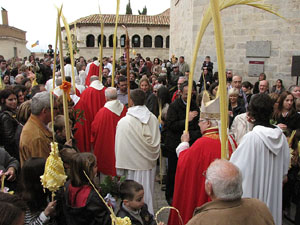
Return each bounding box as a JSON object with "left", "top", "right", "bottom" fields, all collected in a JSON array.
[
  {"left": 85, "top": 58, "right": 100, "bottom": 86},
  {"left": 91, "top": 87, "right": 127, "bottom": 177},
  {"left": 74, "top": 76, "right": 106, "bottom": 152},
  {"left": 168, "top": 92, "right": 237, "bottom": 225}
]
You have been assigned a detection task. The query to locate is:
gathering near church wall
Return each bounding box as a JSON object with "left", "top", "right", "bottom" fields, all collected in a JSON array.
[{"left": 170, "top": 0, "right": 300, "bottom": 87}]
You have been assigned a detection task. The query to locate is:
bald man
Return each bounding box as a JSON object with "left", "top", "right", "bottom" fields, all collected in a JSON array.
[
  {"left": 91, "top": 87, "right": 127, "bottom": 178},
  {"left": 186, "top": 159, "right": 275, "bottom": 225},
  {"left": 231, "top": 75, "right": 247, "bottom": 108},
  {"left": 259, "top": 80, "right": 269, "bottom": 94}
]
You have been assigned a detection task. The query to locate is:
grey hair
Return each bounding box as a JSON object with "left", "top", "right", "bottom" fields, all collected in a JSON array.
[
  {"left": 200, "top": 118, "right": 219, "bottom": 127},
  {"left": 105, "top": 87, "right": 117, "bottom": 100},
  {"left": 153, "top": 84, "right": 162, "bottom": 90},
  {"left": 289, "top": 85, "right": 299, "bottom": 92},
  {"left": 31, "top": 91, "right": 51, "bottom": 115},
  {"left": 206, "top": 159, "right": 243, "bottom": 200},
  {"left": 56, "top": 77, "right": 62, "bottom": 86},
  {"left": 90, "top": 75, "right": 99, "bottom": 83}
]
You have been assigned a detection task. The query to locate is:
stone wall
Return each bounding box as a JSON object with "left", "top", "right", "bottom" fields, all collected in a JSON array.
[
  {"left": 170, "top": 0, "right": 300, "bottom": 87},
  {"left": 0, "top": 25, "right": 26, "bottom": 40},
  {"left": 62, "top": 24, "right": 170, "bottom": 61},
  {"left": 0, "top": 38, "right": 30, "bottom": 59}
]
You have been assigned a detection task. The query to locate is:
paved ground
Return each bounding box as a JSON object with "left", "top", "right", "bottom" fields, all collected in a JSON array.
[{"left": 153, "top": 180, "right": 170, "bottom": 224}]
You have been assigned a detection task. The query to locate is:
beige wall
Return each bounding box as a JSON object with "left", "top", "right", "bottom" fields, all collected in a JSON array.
[
  {"left": 170, "top": 0, "right": 300, "bottom": 87},
  {"left": 0, "top": 38, "right": 30, "bottom": 59},
  {"left": 62, "top": 24, "right": 170, "bottom": 61}
]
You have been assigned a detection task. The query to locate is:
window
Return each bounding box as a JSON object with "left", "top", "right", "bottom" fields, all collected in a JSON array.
[
  {"left": 13, "top": 47, "right": 17, "bottom": 58},
  {"left": 143, "top": 35, "right": 152, "bottom": 48},
  {"left": 166, "top": 36, "right": 170, "bottom": 48},
  {"left": 132, "top": 35, "right": 140, "bottom": 47},
  {"left": 98, "top": 35, "right": 107, "bottom": 47},
  {"left": 86, "top": 34, "right": 95, "bottom": 47},
  {"left": 120, "top": 34, "right": 126, "bottom": 47},
  {"left": 109, "top": 34, "right": 118, "bottom": 47},
  {"left": 155, "top": 35, "right": 163, "bottom": 48}
]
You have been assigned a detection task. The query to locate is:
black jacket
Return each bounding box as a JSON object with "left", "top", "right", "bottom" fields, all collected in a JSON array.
[
  {"left": 0, "top": 111, "right": 20, "bottom": 160},
  {"left": 62, "top": 181, "right": 111, "bottom": 225},
  {"left": 164, "top": 97, "right": 201, "bottom": 155},
  {"left": 276, "top": 111, "right": 300, "bottom": 131},
  {"left": 202, "top": 61, "right": 214, "bottom": 73},
  {"left": 117, "top": 203, "right": 156, "bottom": 225},
  {"left": 145, "top": 91, "right": 159, "bottom": 117}
]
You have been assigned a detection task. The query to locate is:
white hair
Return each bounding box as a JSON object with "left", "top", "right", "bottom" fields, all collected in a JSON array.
[
  {"left": 206, "top": 159, "right": 243, "bottom": 200},
  {"left": 31, "top": 91, "right": 51, "bottom": 115},
  {"left": 105, "top": 87, "right": 117, "bottom": 100}
]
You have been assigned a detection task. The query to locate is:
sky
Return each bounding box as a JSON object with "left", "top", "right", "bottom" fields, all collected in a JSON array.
[{"left": 0, "top": 0, "right": 170, "bottom": 52}]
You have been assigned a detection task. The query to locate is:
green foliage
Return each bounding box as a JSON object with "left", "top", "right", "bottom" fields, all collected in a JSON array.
[
  {"left": 126, "top": 0, "right": 132, "bottom": 15},
  {"left": 138, "top": 5, "right": 147, "bottom": 15},
  {"left": 100, "top": 175, "right": 126, "bottom": 198},
  {"left": 65, "top": 34, "right": 80, "bottom": 56}
]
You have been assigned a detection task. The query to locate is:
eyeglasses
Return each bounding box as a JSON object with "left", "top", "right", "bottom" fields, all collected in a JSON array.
[{"left": 199, "top": 119, "right": 206, "bottom": 123}]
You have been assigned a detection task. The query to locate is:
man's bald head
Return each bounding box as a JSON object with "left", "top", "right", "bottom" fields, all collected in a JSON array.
[
  {"left": 205, "top": 159, "right": 243, "bottom": 201},
  {"left": 259, "top": 80, "right": 269, "bottom": 94},
  {"left": 232, "top": 75, "right": 242, "bottom": 90},
  {"left": 90, "top": 75, "right": 99, "bottom": 83},
  {"left": 105, "top": 87, "right": 117, "bottom": 101}
]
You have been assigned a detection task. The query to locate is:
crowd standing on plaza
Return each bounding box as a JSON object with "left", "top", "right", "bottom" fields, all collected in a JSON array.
[{"left": 0, "top": 49, "right": 300, "bottom": 225}]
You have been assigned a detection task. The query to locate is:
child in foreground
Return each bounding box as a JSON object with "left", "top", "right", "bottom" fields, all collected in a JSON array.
[
  {"left": 62, "top": 152, "right": 111, "bottom": 225},
  {"left": 117, "top": 179, "right": 164, "bottom": 225}
]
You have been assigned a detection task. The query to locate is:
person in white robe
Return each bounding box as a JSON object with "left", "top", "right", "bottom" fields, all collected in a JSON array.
[
  {"left": 115, "top": 89, "right": 160, "bottom": 215},
  {"left": 63, "top": 57, "right": 78, "bottom": 78},
  {"left": 230, "top": 112, "right": 253, "bottom": 145},
  {"left": 230, "top": 94, "right": 290, "bottom": 225}
]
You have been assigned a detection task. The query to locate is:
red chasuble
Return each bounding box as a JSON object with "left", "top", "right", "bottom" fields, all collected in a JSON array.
[
  {"left": 74, "top": 86, "right": 106, "bottom": 152},
  {"left": 168, "top": 128, "right": 237, "bottom": 225},
  {"left": 91, "top": 106, "right": 127, "bottom": 176},
  {"left": 85, "top": 63, "right": 100, "bottom": 86}
]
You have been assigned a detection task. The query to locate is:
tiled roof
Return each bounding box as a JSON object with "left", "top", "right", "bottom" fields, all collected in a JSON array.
[{"left": 70, "top": 8, "right": 170, "bottom": 27}]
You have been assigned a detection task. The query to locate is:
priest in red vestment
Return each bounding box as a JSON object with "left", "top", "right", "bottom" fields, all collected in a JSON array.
[
  {"left": 91, "top": 87, "right": 127, "bottom": 177},
  {"left": 168, "top": 92, "right": 237, "bottom": 225},
  {"left": 85, "top": 59, "right": 100, "bottom": 86},
  {"left": 74, "top": 76, "right": 106, "bottom": 152}
]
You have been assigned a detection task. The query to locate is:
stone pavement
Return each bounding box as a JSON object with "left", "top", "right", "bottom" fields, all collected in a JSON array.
[{"left": 153, "top": 179, "right": 170, "bottom": 224}]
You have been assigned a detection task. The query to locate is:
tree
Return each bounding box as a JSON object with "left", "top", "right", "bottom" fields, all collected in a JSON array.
[
  {"left": 126, "top": 0, "right": 132, "bottom": 15},
  {"left": 138, "top": 6, "right": 147, "bottom": 15}
]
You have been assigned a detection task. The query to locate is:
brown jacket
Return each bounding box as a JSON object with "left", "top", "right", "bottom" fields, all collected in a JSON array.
[
  {"left": 19, "top": 114, "right": 52, "bottom": 166},
  {"left": 186, "top": 198, "right": 274, "bottom": 225}
]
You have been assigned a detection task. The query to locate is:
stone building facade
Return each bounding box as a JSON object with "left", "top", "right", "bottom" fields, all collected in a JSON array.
[
  {"left": 0, "top": 9, "right": 30, "bottom": 59},
  {"left": 170, "top": 0, "right": 300, "bottom": 87},
  {"left": 62, "top": 9, "right": 170, "bottom": 61}
]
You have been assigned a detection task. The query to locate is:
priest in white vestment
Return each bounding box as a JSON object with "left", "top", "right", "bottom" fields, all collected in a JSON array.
[
  {"left": 230, "top": 94, "right": 290, "bottom": 225},
  {"left": 115, "top": 89, "right": 160, "bottom": 215}
]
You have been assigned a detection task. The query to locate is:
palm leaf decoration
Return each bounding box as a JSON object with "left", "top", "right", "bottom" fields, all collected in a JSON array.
[{"left": 185, "top": 0, "right": 283, "bottom": 159}]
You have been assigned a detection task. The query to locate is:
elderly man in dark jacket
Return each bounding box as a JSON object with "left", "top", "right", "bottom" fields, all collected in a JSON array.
[{"left": 164, "top": 81, "right": 201, "bottom": 205}]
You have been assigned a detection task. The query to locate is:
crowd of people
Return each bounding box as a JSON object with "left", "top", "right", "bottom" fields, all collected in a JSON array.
[{"left": 0, "top": 50, "right": 300, "bottom": 225}]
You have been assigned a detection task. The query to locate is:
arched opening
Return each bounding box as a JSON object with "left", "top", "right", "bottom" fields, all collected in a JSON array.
[
  {"left": 166, "top": 36, "right": 170, "bottom": 48},
  {"left": 86, "top": 34, "right": 95, "bottom": 47},
  {"left": 155, "top": 35, "right": 163, "bottom": 48},
  {"left": 132, "top": 35, "right": 140, "bottom": 48},
  {"left": 143, "top": 35, "right": 152, "bottom": 48},
  {"left": 97, "top": 35, "right": 107, "bottom": 47},
  {"left": 109, "top": 34, "right": 118, "bottom": 47},
  {"left": 120, "top": 34, "right": 126, "bottom": 47}
]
